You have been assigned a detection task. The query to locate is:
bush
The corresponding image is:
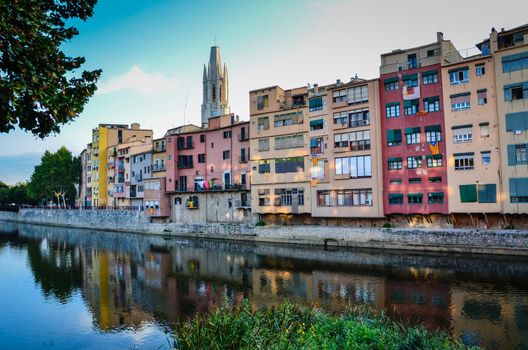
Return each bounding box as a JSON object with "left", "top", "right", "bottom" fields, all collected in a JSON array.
[
  {"left": 383, "top": 222, "right": 393, "bottom": 228},
  {"left": 255, "top": 221, "right": 266, "bottom": 227},
  {"left": 173, "top": 301, "right": 477, "bottom": 350}
]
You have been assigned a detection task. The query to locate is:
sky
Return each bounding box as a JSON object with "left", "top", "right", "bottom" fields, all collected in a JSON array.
[{"left": 1, "top": 0, "right": 527, "bottom": 184}]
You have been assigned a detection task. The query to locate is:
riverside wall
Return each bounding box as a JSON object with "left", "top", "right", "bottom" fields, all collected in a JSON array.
[{"left": 1, "top": 209, "right": 528, "bottom": 256}]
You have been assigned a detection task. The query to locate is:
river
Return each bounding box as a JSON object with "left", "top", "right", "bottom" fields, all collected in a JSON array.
[{"left": 0, "top": 221, "right": 527, "bottom": 349}]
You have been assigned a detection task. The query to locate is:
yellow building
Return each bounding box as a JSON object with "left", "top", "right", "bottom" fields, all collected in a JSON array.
[{"left": 89, "top": 123, "right": 152, "bottom": 207}]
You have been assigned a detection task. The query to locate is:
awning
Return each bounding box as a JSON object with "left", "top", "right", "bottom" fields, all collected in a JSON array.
[
  {"left": 422, "top": 70, "right": 438, "bottom": 77},
  {"left": 309, "top": 98, "right": 323, "bottom": 109},
  {"left": 448, "top": 66, "right": 469, "bottom": 73},
  {"left": 405, "top": 127, "right": 420, "bottom": 134},
  {"left": 450, "top": 92, "right": 471, "bottom": 98},
  {"left": 425, "top": 125, "right": 441, "bottom": 132},
  {"left": 310, "top": 119, "right": 324, "bottom": 127},
  {"left": 402, "top": 73, "right": 418, "bottom": 81},
  {"left": 384, "top": 77, "right": 399, "bottom": 84},
  {"left": 388, "top": 157, "right": 402, "bottom": 162}
]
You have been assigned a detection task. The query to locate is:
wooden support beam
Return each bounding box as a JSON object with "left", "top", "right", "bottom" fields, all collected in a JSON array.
[
  {"left": 468, "top": 212, "right": 475, "bottom": 227},
  {"left": 483, "top": 212, "right": 489, "bottom": 228}
]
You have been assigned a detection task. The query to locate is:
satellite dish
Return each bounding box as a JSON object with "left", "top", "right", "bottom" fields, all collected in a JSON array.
[{"left": 514, "top": 130, "right": 522, "bottom": 135}]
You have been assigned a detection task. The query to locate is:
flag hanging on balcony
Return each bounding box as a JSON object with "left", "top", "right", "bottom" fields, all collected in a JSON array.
[
  {"left": 402, "top": 85, "right": 420, "bottom": 100},
  {"left": 428, "top": 141, "right": 440, "bottom": 155}
]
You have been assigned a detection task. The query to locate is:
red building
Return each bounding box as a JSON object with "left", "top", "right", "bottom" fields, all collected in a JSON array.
[{"left": 379, "top": 33, "right": 458, "bottom": 216}]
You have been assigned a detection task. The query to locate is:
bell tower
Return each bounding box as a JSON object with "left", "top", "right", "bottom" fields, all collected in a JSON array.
[{"left": 201, "top": 46, "right": 230, "bottom": 125}]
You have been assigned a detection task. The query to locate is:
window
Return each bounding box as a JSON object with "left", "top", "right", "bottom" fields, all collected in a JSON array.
[
  {"left": 258, "top": 160, "right": 270, "bottom": 174},
  {"left": 276, "top": 188, "right": 304, "bottom": 206},
  {"left": 333, "top": 112, "right": 348, "bottom": 125},
  {"left": 275, "top": 134, "right": 304, "bottom": 149},
  {"left": 274, "top": 111, "right": 302, "bottom": 127},
  {"left": 198, "top": 154, "right": 205, "bottom": 163},
  {"left": 481, "top": 151, "right": 491, "bottom": 165},
  {"left": 408, "top": 193, "right": 423, "bottom": 204},
  {"left": 388, "top": 157, "right": 403, "bottom": 170},
  {"left": 403, "top": 74, "right": 418, "bottom": 87},
  {"left": 332, "top": 89, "right": 347, "bottom": 103},
  {"left": 428, "top": 192, "right": 444, "bottom": 204},
  {"left": 350, "top": 130, "right": 370, "bottom": 151},
  {"left": 504, "top": 82, "right": 528, "bottom": 101},
  {"left": 389, "top": 179, "right": 403, "bottom": 184},
  {"left": 427, "top": 49, "right": 435, "bottom": 57},
  {"left": 335, "top": 156, "right": 371, "bottom": 177},
  {"left": 453, "top": 125, "right": 473, "bottom": 143},
  {"left": 310, "top": 138, "right": 324, "bottom": 154},
  {"left": 310, "top": 119, "right": 324, "bottom": 131},
  {"left": 423, "top": 96, "right": 440, "bottom": 112},
  {"left": 454, "top": 153, "right": 474, "bottom": 170},
  {"left": 351, "top": 189, "right": 372, "bottom": 206},
  {"left": 407, "top": 156, "right": 422, "bottom": 169},
  {"left": 405, "top": 127, "right": 421, "bottom": 144},
  {"left": 334, "top": 133, "right": 349, "bottom": 148},
  {"left": 409, "top": 177, "right": 421, "bottom": 184},
  {"left": 347, "top": 85, "right": 368, "bottom": 104},
  {"left": 510, "top": 144, "right": 528, "bottom": 164},
  {"left": 476, "top": 64, "right": 485, "bottom": 76},
  {"left": 387, "top": 129, "right": 402, "bottom": 146},
  {"left": 177, "top": 155, "right": 193, "bottom": 168},
  {"left": 317, "top": 190, "right": 331, "bottom": 206},
  {"left": 422, "top": 70, "right": 438, "bottom": 85},
  {"left": 311, "top": 159, "right": 325, "bottom": 179},
  {"left": 404, "top": 99, "right": 419, "bottom": 115},
  {"left": 388, "top": 193, "right": 404, "bottom": 205},
  {"left": 407, "top": 54, "right": 417, "bottom": 69},
  {"left": 384, "top": 77, "right": 399, "bottom": 91},
  {"left": 480, "top": 123, "right": 490, "bottom": 137},
  {"left": 309, "top": 97, "right": 323, "bottom": 112},
  {"left": 257, "top": 95, "right": 269, "bottom": 110},
  {"left": 350, "top": 108, "right": 370, "bottom": 127},
  {"left": 258, "top": 117, "right": 269, "bottom": 130},
  {"left": 258, "top": 189, "right": 270, "bottom": 206},
  {"left": 502, "top": 52, "right": 528, "bottom": 73},
  {"left": 429, "top": 176, "right": 442, "bottom": 183},
  {"left": 386, "top": 103, "right": 400, "bottom": 118},
  {"left": 258, "top": 138, "right": 270, "bottom": 151},
  {"left": 200, "top": 134, "right": 205, "bottom": 143},
  {"left": 426, "top": 155, "right": 443, "bottom": 167},
  {"left": 223, "top": 130, "right": 232, "bottom": 139},
  {"left": 477, "top": 89, "right": 487, "bottom": 105},
  {"left": 186, "top": 136, "right": 193, "bottom": 149},
  {"left": 425, "top": 125, "right": 442, "bottom": 143},
  {"left": 275, "top": 157, "right": 304, "bottom": 173},
  {"left": 222, "top": 150, "right": 230, "bottom": 160},
  {"left": 505, "top": 111, "right": 528, "bottom": 132},
  {"left": 510, "top": 178, "right": 528, "bottom": 203},
  {"left": 449, "top": 67, "right": 469, "bottom": 84}
]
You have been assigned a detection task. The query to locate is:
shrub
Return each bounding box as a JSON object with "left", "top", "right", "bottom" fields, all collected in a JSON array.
[{"left": 255, "top": 221, "right": 266, "bottom": 227}]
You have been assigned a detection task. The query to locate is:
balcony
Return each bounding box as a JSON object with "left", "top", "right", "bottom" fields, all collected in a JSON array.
[
  {"left": 177, "top": 161, "right": 193, "bottom": 169},
  {"left": 152, "top": 164, "right": 166, "bottom": 172},
  {"left": 238, "top": 133, "right": 249, "bottom": 142},
  {"left": 177, "top": 142, "right": 194, "bottom": 150}
]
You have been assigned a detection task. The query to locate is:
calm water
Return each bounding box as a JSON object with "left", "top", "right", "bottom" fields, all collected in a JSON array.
[{"left": 1, "top": 222, "right": 528, "bottom": 349}]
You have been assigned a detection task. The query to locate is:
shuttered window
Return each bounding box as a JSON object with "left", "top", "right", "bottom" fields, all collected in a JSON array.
[
  {"left": 510, "top": 178, "right": 528, "bottom": 203},
  {"left": 506, "top": 111, "right": 528, "bottom": 132},
  {"left": 460, "top": 184, "right": 477, "bottom": 202},
  {"left": 387, "top": 129, "right": 402, "bottom": 146}
]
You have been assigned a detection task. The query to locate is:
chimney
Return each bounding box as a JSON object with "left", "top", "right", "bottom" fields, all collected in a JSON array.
[
  {"left": 437, "top": 31, "right": 444, "bottom": 42},
  {"left": 313, "top": 83, "right": 318, "bottom": 92},
  {"left": 336, "top": 79, "right": 341, "bottom": 85},
  {"left": 131, "top": 123, "right": 140, "bottom": 130}
]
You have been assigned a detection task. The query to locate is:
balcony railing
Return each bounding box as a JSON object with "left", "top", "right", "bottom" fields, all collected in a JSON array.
[
  {"left": 152, "top": 164, "right": 166, "bottom": 172},
  {"left": 238, "top": 156, "right": 248, "bottom": 164},
  {"left": 177, "top": 142, "right": 195, "bottom": 150},
  {"left": 177, "top": 161, "right": 193, "bottom": 169}
]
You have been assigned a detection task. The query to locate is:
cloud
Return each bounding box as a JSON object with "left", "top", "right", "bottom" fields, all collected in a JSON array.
[{"left": 97, "top": 66, "right": 179, "bottom": 95}]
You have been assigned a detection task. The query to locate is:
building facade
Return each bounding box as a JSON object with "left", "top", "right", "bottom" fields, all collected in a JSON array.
[{"left": 379, "top": 33, "right": 460, "bottom": 222}]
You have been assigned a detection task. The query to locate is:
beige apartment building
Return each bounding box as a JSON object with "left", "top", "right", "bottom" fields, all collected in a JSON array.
[
  {"left": 308, "top": 78, "right": 384, "bottom": 220},
  {"left": 249, "top": 85, "right": 311, "bottom": 220},
  {"left": 442, "top": 53, "right": 502, "bottom": 221},
  {"left": 489, "top": 25, "right": 528, "bottom": 215}
]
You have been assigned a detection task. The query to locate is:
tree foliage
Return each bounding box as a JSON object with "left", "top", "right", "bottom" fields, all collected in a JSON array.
[
  {"left": 0, "top": 182, "right": 34, "bottom": 205},
  {"left": 0, "top": 0, "right": 102, "bottom": 138},
  {"left": 28, "top": 147, "right": 80, "bottom": 206}
]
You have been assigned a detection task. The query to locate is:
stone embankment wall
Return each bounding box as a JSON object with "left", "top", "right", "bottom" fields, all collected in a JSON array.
[{"left": 1, "top": 209, "right": 528, "bottom": 256}]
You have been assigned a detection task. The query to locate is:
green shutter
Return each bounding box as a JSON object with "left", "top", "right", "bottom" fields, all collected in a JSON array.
[
  {"left": 448, "top": 66, "right": 469, "bottom": 73},
  {"left": 309, "top": 98, "right": 322, "bottom": 109},
  {"left": 384, "top": 77, "right": 399, "bottom": 84},
  {"left": 405, "top": 127, "right": 420, "bottom": 134},
  {"left": 402, "top": 73, "right": 418, "bottom": 80},
  {"left": 507, "top": 144, "right": 517, "bottom": 165},
  {"left": 422, "top": 70, "right": 438, "bottom": 77},
  {"left": 449, "top": 92, "right": 471, "bottom": 98},
  {"left": 423, "top": 96, "right": 439, "bottom": 103},
  {"left": 510, "top": 178, "right": 528, "bottom": 197},
  {"left": 394, "top": 129, "right": 402, "bottom": 142},
  {"left": 310, "top": 119, "right": 324, "bottom": 127},
  {"left": 506, "top": 112, "right": 528, "bottom": 131},
  {"left": 386, "top": 102, "right": 400, "bottom": 107},
  {"left": 389, "top": 193, "right": 404, "bottom": 199},
  {"left": 460, "top": 184, "right": 477, "bottom": 202},
  {"left": 476, "top": 88, "right": 487, "bottom": 93},
  {"left": 425, "top": 125, "right": 441, "bottom": 132},
  {"left": 310, "top": 139, "right": 318, "bottom": 147},
  {"left": 387, "top": 130, "right": 395, "bottom": 143},
  {"left": 388, "top": 157, "right": 402, "bottom": 162}
]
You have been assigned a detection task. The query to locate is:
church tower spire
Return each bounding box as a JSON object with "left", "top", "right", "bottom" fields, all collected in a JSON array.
[{"left": 201, "top": 46, "right": 230, "bottom": 125}]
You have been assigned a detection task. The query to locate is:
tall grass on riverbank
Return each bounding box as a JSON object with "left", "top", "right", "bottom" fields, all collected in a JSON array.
[{"left": 174, "top": 302, "right": 477, "bottom": 350}]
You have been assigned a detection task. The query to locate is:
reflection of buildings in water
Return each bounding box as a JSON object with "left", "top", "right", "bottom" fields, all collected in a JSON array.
[
  {"left": 384, "top": 267, "right": 452, "bottom": 331},
  {"left": 81, "top": 248, "right": 152, "bottom": 331},
  {"left": 251, "top": 268, "right": 385, "bottom": 313},
  {"left": 450, "top": 283, "right": 528, "bottom": 350}
]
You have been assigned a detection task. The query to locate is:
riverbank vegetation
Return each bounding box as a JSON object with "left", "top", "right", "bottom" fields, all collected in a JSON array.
[{"left": 174, "top": 302, "right": 477, "bottom": 350}]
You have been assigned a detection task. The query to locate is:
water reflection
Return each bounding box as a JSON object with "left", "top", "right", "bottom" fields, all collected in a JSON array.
[{"left": 1, "top": 221, "right": 528, "bottom": 349}]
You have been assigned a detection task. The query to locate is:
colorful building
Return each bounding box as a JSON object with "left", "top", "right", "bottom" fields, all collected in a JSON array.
[
  {"left": 442, "top": 46, "right": 502, "bottom": 226},
  {"left": 379, "top": 33, "right": 460, "bottom": 223},
  {"left": 144, "top": 138, "right": 171, "bottom": 220}
]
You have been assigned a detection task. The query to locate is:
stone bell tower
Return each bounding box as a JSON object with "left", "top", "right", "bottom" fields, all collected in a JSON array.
[{"left": 201, "top": 46, "right": 230, "bottom": 125}]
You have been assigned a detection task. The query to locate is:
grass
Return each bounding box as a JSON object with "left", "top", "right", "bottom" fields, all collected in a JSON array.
[{"left": 173, "top": 301, "right": 478, "bottom": 350}]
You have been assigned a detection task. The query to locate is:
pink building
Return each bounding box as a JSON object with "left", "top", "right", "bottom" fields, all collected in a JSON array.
[{"left": 165, "top": 114, "right": 251, "bottom": 224}]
